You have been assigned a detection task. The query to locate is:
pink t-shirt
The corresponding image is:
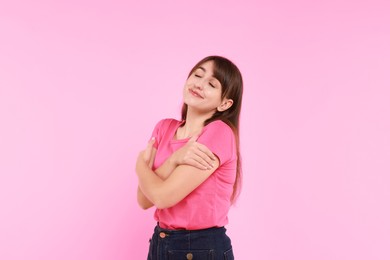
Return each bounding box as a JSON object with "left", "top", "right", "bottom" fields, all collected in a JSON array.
[{"left": 150, "top": 118, "right": 237, "bottom": 230}]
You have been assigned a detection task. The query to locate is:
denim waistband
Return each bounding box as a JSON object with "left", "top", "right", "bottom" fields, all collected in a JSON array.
[
  {"left": 155, "top": 223, "right": 225, "bottom": 235},
  {"left": 148, "top": 223, "right": 233, "bottom": 259}
]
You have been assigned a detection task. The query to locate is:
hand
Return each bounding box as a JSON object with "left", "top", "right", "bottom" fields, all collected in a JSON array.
[
  {"left": 172, "top": 136, "right": 216, "bottom": 170},
  {"left": 136, "top": 138, "right": 156, "bottom": 173},
  {"left": 142, "top": 137, "right": 156, "bottom": 166}
]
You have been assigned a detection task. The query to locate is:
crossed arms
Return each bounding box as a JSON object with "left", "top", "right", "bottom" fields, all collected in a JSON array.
[{"left": 136, "top": 137, "right": 219, "bottom": 209}]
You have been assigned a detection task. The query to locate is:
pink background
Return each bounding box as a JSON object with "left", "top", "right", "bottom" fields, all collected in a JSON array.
[{"left": 1, "top": 1, "right": 389, "bottom": 259}]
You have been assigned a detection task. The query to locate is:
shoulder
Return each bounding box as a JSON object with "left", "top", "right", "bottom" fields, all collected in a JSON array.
[
  {"left": 199, "top": 120, "right": 235, "bottom": 146},
  {"left": 151, "top": 118, "right": 182, "bottom": 149},
  {"left": 154, "top": 118, "right": 182, "bottom": 130},
  {"left": 203, "top": 120, "right": 234, "bottom": 136},
  {"left": 198, "top": 120, "right": 236, "bottom": 164}
]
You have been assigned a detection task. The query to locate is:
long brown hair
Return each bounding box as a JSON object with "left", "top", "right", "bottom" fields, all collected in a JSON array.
[{"left": 181, "top": 56, "right": 243, "bottom": 203}]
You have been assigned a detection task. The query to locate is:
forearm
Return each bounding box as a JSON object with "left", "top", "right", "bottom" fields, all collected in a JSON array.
[
  {"left": 154, "top": 155, "right": 177, "bottom": 180},
  {"left": 136, "top": 152, "right": 177, "bottom": 209},
  {"left": 137, "top": 186, "right": 154, "bottom": 209},
  {"left": 137, "top": 161, "right": 168, "bottom": 208},
  {"left": 136, "top": 160, "right": 175, "bottom": 209},
  {"left": 137, "top": 158, "right": 218, "bottom": 209},
  {"left": 136, "top": 140, "right": 214, "bottom": 209}
]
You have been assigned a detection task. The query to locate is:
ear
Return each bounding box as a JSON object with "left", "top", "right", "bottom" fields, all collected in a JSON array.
[{"left": 217, "top": 98, "right": 233, "bottom": 112}]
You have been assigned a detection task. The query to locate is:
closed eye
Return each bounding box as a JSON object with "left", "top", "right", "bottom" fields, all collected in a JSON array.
[
  {"left": 209, "top": 82, "right": 215, "bottom": 88},
  {"left": 194, "top": 74, "right": 201, "bottom": 78}
]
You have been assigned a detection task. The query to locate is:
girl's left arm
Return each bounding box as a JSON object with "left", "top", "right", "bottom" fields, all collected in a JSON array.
[
  {"left": 136, "top": 148, "right": 220, "bottom": 209},
  {"left": 136, "top": 138, "right": 217, "bottom": 209},
  {"left": 136, "top": 140, "right": 157, "bottom": 209}
]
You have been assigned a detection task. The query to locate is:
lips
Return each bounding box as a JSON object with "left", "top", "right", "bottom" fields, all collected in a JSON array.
[{"left": 189, "top": 88, "right": 204, "bottom": 98}]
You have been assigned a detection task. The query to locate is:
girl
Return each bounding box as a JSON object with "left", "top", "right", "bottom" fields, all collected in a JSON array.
[{"left": 136, "top": 55, "right": 243, "bottom": 260}]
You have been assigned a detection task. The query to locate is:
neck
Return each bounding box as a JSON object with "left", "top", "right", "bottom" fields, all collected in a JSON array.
[{"left": 179, "top": 107, "right": 215, "bottom": 139}]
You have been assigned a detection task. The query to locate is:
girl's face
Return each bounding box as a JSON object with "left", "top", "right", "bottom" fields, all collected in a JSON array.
[{"left": 183, "top": 61, "right": 225, "bottom": 115}]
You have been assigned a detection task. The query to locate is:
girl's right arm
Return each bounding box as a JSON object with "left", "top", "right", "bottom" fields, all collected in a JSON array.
[
  {"left": 137, "top": 145, "right": 157, "bottom": 209},
  {"left": 137, "top": 137, "right": 215, "bottom": 209},
  {"left": 155, "top": 136, "right": 216, "bottom": 179}
]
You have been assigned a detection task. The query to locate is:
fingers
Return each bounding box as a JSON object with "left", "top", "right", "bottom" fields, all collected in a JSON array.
[
  {"left": 147, "top": 137, "right": 156, "bottom": 148},
  {"left": 193, "top": 149, "right": 215, "bottom": 169},
  {"left": 186, "top": 143, "right": 215, "bottom": 169},
  {"left": 187, "top": 136, "right": 215, "bottom": 160},
  {"left": 178, "top": 137, "right": 217, "bottom": 170},
  {"left": 197, "top": 152, "right": 216, "bottom": 169},
  {"left": 186, "top": 157, "right": 211, "bottom": 170},
  {"left": 186, "top": 137, "right": 216, "bottom": 169},
  {"left": 143, "top": 137, "right": 155, "bottom": 162},
  {"left": 196, "top": 143, "right": 216, "bottom": 161}
]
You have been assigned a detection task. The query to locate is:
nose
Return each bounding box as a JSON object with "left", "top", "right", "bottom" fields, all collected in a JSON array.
[
  {"left": 194, "top": 78, "right": 207, "bottom": 90},
  {"left": 194, "top": 84, "right": 203, "bottom": 90}
]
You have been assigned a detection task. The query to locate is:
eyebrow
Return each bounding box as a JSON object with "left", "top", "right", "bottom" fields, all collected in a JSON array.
[
  {"left": 195, "top": 66, "right": 220, "bottom": 86},
  {"left": 197, "top": 66, "right": 206, "bottom": 72},
  {"left": 196, "top": 66, "right": 216, "bottom": 78}
]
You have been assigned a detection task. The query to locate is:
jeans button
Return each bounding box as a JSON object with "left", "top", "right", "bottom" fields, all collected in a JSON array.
[
  {"left": 186, "top": 252, "right": 193, "bottom": 259},
  {"left": 159, "top": 232, "right": 166, "bottom": 238}
]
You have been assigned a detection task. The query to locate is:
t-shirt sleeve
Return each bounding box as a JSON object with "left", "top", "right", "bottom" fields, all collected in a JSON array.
[{"left": 197, "top": 120, "right": 236, "bottom": 166}]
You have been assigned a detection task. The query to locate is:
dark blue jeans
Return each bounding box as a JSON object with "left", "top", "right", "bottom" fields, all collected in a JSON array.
[{"left": 147, "top": 224, "right": 234, "bottom": 260}]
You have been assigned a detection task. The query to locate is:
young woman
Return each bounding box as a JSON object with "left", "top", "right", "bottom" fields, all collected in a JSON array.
[{"left": 136, "top": 55, "right": 243, "bottom": 260}]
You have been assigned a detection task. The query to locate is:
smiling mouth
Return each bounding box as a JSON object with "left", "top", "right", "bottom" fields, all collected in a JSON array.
[{"left": 189, "top": 89, "right": 204, "bottom": 98}]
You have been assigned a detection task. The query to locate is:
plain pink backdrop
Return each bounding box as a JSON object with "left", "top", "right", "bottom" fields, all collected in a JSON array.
[{"left": 1, "top": 1, "right": 389, "bottom": 259}]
